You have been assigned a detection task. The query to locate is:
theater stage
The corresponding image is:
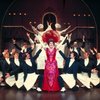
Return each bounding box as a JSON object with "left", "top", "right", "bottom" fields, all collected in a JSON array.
[{"left": 0, "top": 87, "right": 100, "bottom": 100}]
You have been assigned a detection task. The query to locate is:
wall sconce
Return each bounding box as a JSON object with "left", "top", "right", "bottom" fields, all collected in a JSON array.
[
  {"left": 73, "top": 14, "right": 76, "bottom": 16},
  {"left": 34, "top": 21, "right": 36, "bottom": 24},
  {"left": 24, "top": 13, "right": 27, "bottom": 16},
  {"left": 19, "top": 13, "right": 22, "bottom": 15},
  {"left": 68, "top": 22, "right": 70, "bottom": 25},
  {"left": 88, "top": 14, "right": 91, "bottom": 17},
  {"left": 78, "top": 14, "right": 80, "bottom": 16},
  {"left": 84, "top": 14, "right": 86, "bottom": 16},
  {"left": 9, "top": 13, "right": 11, "bottom": 15},
  {"left": 13, "top": 13, "right": 16, "bottom": 15}
]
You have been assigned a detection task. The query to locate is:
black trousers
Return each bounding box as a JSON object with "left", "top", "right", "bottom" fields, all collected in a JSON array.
[
  {"left": 37, "top": 75, "right": 43, "bottom": 88},
  {"left": 58, "top": 76, "right": 64, "bottom": 88}
]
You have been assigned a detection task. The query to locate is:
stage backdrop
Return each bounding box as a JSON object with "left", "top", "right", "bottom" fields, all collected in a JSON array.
[{"left": 0, "top": 0, "right": 97, "bottom": 69}]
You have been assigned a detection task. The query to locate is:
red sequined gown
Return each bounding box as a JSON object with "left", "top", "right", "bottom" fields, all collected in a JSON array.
[{"left": 42, "top": 48, "right": 60, "bottom": 91}]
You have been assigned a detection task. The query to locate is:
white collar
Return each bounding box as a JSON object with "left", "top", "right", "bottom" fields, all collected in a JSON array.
[
  {"left": 5, "top": 58, "right": 10, "bottom": 65},
  {"left": 14, "top": 59, "right": 20, "bottom": 66},
  {"left": 84, "top": 58, "right": 89, "bottom": 66},
  {"left": 69, "top": 59, "right": 75, "bottom": 67},
  {"left": 25, "top": 59, "right": 32, "bottom": 67},
  {"left": 97, "top": 59, "right": 100, "bottom": 66}
]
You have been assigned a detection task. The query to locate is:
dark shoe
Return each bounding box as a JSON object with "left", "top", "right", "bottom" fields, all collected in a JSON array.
[
  {"left": 71, "top": 86, "right": 79, "bottom": 91},
  {"left": 95, "top": 83, "right": 100, "bottom": 88}
]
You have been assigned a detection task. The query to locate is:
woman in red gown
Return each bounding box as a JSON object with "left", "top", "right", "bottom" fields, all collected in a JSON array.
[
  {"left": 30, "top": 23, "right": 69, "bottom": 91},
  {"left": 42, "top": 39, "right": 60, "bottom": 91}
]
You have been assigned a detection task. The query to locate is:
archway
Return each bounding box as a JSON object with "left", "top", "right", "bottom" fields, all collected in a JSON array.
[{"left": 43, "top": 12, "right": 57, "bottom": 31}]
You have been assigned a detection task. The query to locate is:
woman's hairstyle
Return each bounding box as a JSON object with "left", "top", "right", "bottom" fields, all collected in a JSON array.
[{"left": 47, "top": 38, "right": 55, "bottom": 45}]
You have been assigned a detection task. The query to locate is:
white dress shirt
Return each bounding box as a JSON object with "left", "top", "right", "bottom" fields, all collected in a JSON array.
[
  {"left": 25, "top": 59, "right": 32, "bottom": 67},
  {"left": 14, "top": 59, "right": 20, "bottom": 66},
  {"left": 69, "top": 59, "right": 75, "bottom": 67},
  {"left": 73, "top": 47, "right": 78, "bottom": 54},
  {"left": 5, "top": 58, "right": 10, "bottom": 65},
  {"left": 84, "top": 58, "right": 89, "bottom": 66},
  {"left": 97, "top": 59, "right": 100, "bottom": 66}
]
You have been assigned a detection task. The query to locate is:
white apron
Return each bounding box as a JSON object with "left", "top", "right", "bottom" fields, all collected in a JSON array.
[
  {"left": 24, "top": 73, "right": 39, "bottom": 91},
  {"left": 90, "top": 73, "right": 100, "bottom": 86},
  {"left": 60, "top": 74, "right": 76, "bottom": 88},
  {"left": 36, "top": 49, "right": 46, "bottom": 70},
  {"left": 77, "top": 73, "right": 91, "bottom": 89},
  {"left": 56, "top": 44, "right": 65, "bottom": 69},
  {"left": 6, "top": 75, "right": 15, "bottom": 87},
  {"left": 15, "top": 73, "right": 24, "bottom": 89}
]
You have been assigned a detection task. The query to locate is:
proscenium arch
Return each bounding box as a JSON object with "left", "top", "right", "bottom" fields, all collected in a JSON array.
[
  {"left": 0, "top": 0, "right": 17, "bottom": 52},
  {"left": 81, "top": 0, "right": 98, "bottom": 49}
]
